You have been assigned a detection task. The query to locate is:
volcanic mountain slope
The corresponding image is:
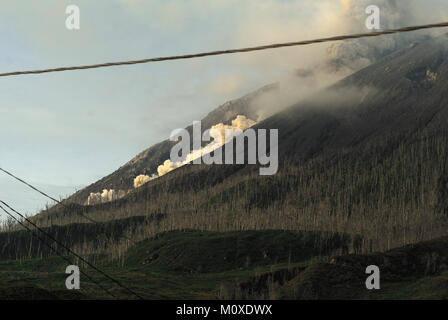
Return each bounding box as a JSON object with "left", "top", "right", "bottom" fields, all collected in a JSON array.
[
  {"left": 89, "top": 33, "right": 448, "bottom": 192},
  {"left": 2, "top": 230, "right": 448, "bottom": 299},
  {"left": 115, "top": 33, "right": 448, "bottom": 196},
  {"left": 37, "top": 34, "right": 448, "bottom": 251},
  {"left": 6, "top": 35, "right": 448, "bottom": 300},
  {"left": 67, "top": 83, "right": 278, "bottom": 204},
  {"left": 260, "top": 33, "right": 448, "bottom": 161}
]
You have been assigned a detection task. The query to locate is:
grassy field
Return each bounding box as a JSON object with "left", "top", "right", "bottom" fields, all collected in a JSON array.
[{"left": 1, "top": 230, "right": 447, "bottom": 300}]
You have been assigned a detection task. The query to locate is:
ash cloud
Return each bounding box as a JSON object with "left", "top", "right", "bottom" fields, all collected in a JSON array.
[
  {"left": 241, "top": 0, "right": 441, "bottom": 120},
  {"left": 326, "top": 0, "right": 429, "bottom": 72}
]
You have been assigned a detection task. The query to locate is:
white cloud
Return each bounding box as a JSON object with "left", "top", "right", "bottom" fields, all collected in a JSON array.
[
  {"left": 2, "top": 0, "right": 448, "bottom": 216},
  {"left": 208, "top": 74, "right": 245, "bottom": 97}
]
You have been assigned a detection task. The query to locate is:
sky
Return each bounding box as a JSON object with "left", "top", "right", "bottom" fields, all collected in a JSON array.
[{"left": 1, "top": 0, "right": 447, "bottom": 218}]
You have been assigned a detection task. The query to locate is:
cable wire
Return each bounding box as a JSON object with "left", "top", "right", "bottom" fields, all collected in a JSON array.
[
  {"left": 0, "top": 202, "right": 117, "bottom": 299},
  {"left": 0, "top": 21, "right": 447, "bottom": 78},
  {"left": 0, "top": 167, "right": 136, "bottom": 246},
  {"left": 0, "top": 199, "right": 144, "bottom": 300},
  {"left": 0, "top": 167, "right": 99, "bottom": 223}
]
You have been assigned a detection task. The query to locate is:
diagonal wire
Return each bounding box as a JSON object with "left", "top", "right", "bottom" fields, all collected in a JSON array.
[
  {"left": 0, "top": 21, "right": 447, "bottom": 78},
  {"left": 0, "top": 199, "right": 144, "bottom": 300},
  {"left": 0, "top": 166, "right": 136, "bottom": 244},
  {"left": 0, "top": 167, "right": 98, "bottom": 224},
  {"left": 0, "top": 167, "right": 136, "bottom": 246},
  {"left": 0, "top": 202, "right": 117, "bottom": 299}
]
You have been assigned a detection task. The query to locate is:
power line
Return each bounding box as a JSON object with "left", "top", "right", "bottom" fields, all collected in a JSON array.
[
  {"left": 0, "top": 168, "right": 61, "bottom": 204},
  {"left": 0, "top": 167, "right": 140, "bottom": 279},
  {"left": 0, "top": 166, "right": 137, "bottom": 244},
  {"left": 1, "top": 21, "right": 448, "bottom": 78},
  {"left": 0, "top": 167, "right": 138, "bottom": 245},
  {"left": 0, "top": 167, "right": 99, "bottom": 224},
  {"left": 0, "top": 199, "right": 144, "bottom": 300},
  {"left": 0, "top": 168, "right": 145, "bottom": 297},
  {"left": 0, "top": 202, "right": 117, "bottom": 299}
]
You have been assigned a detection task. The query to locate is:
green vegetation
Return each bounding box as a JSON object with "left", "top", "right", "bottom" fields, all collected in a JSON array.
[
  {"left": 2, "top": 37, "right": 448, "bottom": 300},
  {"left": 124, "top": 230, "right": 351, "bottom": 273},
  {"left": 0, "top": 230, "right": 447, "bottom": 300},
  {"left": 0, "top": 230, "right": 342, "bottom": 299},
  {"left": 25, "top": 125, "right": 448, "bottom": 254}
]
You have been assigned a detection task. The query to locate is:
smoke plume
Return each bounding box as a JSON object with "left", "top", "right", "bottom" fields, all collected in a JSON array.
[
  {"left": 134, "top": 174, "right": 152, "bottom": 188},
  {"left": 139, "top": 115, "right": 257, "bottom": 181},
  {"left": 237, "top": 0, "right": 439, "bottom": 121},
  {"left": 87, "top": 189, "right": 126, "bottom": 205}
]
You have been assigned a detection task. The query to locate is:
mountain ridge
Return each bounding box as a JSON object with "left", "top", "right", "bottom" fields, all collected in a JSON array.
[
  {"left": 35, "top": 34, "right": 448, "bottom": 254},
  {"left": 67, "top": 83, "right": 279, "bottom": 204}
]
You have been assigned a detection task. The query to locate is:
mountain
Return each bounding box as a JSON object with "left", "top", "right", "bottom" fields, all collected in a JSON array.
[
  {"left": 262, "top": 34, "right": 448, "bottom": 160},
  {"left": 5, "top": 33, "right": 448, "bottom": 300},
  {"left": 77, "top": 33, "right": 448, "bottom": 196},
  {"left": 37, "top": 33, "right": 448, "bottom": 251},
  {"left": 2, "top": 230, "right": 448, "bottom": 299},
  {"left": 66, "top": 83, "right": 278, "bottom": 204}
]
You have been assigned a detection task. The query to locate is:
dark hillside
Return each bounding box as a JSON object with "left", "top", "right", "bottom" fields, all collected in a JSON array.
[
  {"left": 66, "top": 83, "right": 278, "bottom": 204},
  {"left": 32, "top": 34, "right": 448, "bottom": 254},
  {"left": 124, "top": 230, "right": 353, "bottom": 273}
]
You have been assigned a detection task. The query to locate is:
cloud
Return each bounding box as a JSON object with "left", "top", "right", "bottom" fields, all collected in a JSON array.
[
  {"left": 325, "top": 0, "right": 423, "bottom": 71},
  {"left": 87, "top": 189, "right": 126, "bottom": 205},
  {"left": 133, "top": 174, "right": 151, "bottom": 188},
  {"left": 208, "top": 74, "right": 245, "bottom": 97},
  {"left": 142, "top": 115, "right": 257, "bottom": 180},
  {"left": 115, "top": 0, "right": 190, "bottom": 31},
  {"left": 230, "top": 0, "right": 425, "bottom": 74},
  {"left": 157, "top": 159, "right": 183, "bottom": 176},
  {"left": 217, "top": 0, "right": 448, "bottom": 118},
  {"left": 3, "top": 0, "right": 448, "bottom": 216}
]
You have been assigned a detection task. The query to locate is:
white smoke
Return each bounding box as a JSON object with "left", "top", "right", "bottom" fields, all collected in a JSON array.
[
  {"left": 326, "top": 0, "right": 426, "bottom": 72},
  {"left": 146, "top": 115, "right": 257, "bottom": 180},
  {"left": 129, "top": 115, "right": 256, "bottom": 189},
  {"left": 87, "top": 192, "right": 101, "bottom": 206},
  {"left": 240, "top": 0, "right": 439, "bottom": 121},
  {"left": 133, "top": 174, "right": 152, "bottom": 188},
  {"left": 157, "top": 159, "right": 183, "bottom": 176},
  {"left": 87, "top": 189, "right": 126, "bottom": 205},
  {"left": 231, "top": 114, "right": 257, "bottom": 130},
  {"left": 207, "top": 115, "right": 257, "bottom": 145},
  {"left": 184, "top": 114, "right": 256, "bottom": 165}
]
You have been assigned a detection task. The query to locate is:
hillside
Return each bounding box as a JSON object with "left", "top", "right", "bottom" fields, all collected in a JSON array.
[
  {"left": 31, "top": 33, "right": 448, "bottom": 250},
  {"left": 1, "top": 230, "right": 448, "bottom": 299},
  {"left": 3, "top": 34, "right": 448, "bottom": 301},
  {"left": 66, "top": 83, "right": 278, "bottom": 204},
  {"left": 69, "top": 33, "right": 448, "bottom": 204}
]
